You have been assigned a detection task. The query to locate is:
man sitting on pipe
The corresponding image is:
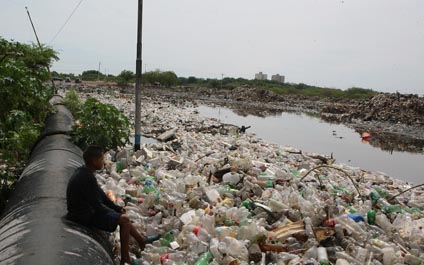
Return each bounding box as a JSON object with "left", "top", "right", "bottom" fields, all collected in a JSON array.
[{"left": 66, "top": 145, "right": 150, "bottom": 265}]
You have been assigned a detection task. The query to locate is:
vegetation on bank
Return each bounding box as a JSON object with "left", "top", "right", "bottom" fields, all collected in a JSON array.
[
  {"left": 0, "top": 37, "right": 57, "bottom": 211},
  {"left": 55, "top": 69, "right": 377, "bottom": 100},
  {"left": 63, "top": 90, "right": 130, "bottom": 151}
]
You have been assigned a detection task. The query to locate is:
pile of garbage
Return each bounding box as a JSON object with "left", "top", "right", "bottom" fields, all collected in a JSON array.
[
  {"left": 79, "top": 92, "right": 424, "bottom": 265},
  {"left": 326, "top": 93, "right": 424, "bottom": 126}
]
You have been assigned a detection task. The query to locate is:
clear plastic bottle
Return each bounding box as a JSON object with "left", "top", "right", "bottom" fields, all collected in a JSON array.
[
  {"left": 381, "top": 247, "right": 394, "bottom": 265},
  {"left": 335, "top": 215, "right": 366, "bottom": 241},
  {"left": 335, "top": 259, "right": 351, "bottom": 265},
  {"left": 223, "top": 236, "right": 249, "bottom": 261},
  {"left": 160, "top": 252, "right": 186, "bottom": 264},
  {"left": 404, "top": 254, "right": 423, "bottom": 265},
  {"left": 375, "top": 214, "right": 392, "bottom": 234},
  {"left": 186, "top": 225, "right": 211, "bottom": 243},
  {"left": 304, "top": 217, "right": 315, "bottom": 238},
  {"left": 317, "top": 247, "right": 330, "bottom": 265},
  {"left": 209, "top": 238, "right": 223, "bottom": 262}
]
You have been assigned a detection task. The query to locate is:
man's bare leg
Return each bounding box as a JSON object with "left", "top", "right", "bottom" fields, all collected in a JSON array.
[
  {"left": 118, "top": 215, "right": 131, "bottom": 264},
  {"left": 129, "top": 224, "right": 147, "bottom": 251}
]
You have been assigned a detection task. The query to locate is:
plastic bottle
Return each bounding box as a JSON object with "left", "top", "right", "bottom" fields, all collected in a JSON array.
[
  {"left": 367, "top": 210, "right": 376, "bottom": 225},
  {"left": 304, "top": 217, "right": 315, "bottom": 238},
  {"left": 381, "top": 247, "right": 394, "bottom": 265},
  {"left": 106, "top": 190, "right": 116, "bottom": 202},
  {"left": 317, "top": 247, "right": 330, "bottom": 265},
  {"left": 222, "top": 172, "right": 240, "bottom": 184},
  {"left": 371, "top": 239, "right": 390, "bottom": 249},
  {"left": 121, "top": 194, "right": 143, "bottom": 204},
  {"left": 335, "top": 215, "right": 366, "bottom": 241},
  {"left": 303, "top": 246, "right": 317, "bottom": 260},
  {"left": 382, "top": 204, "right": 403, "bottom": 214},
  {"left": 209, "top": 238, "right": 223, "bottom": 262},
  {"left": 215, "top": 226, "right": 238, "bottom": 240},
  {"left": 160, "top": 252, "right": 185, "bottom": 264},
  {"left": 375, "top": 214, "right": 392, "bottom": 234},
  {"left": 160, "top": 231, "right": 175, "bottom": 247},
  {"left": 143, "top": 180, "right": 158, "bottom": 194},
  {"left": 187, "top": 225, "right": 211, "bottom": 243},
  {"left": 223, "top": 236, "right": 249, "bottom": 261},
  {"left": 194, "top": 251, "right": 213, "bottom": 265},
  {"left": 147, "top": 234, "right": 161, "bottom": 244},
  {"left": 335, "top": 259, "right": 351, "bottom": 265},
  {"left": 404, "top": 254, "right": 423, "bottom": 265}
]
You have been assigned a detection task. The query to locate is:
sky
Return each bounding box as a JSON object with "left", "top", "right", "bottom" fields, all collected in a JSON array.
[{"left": 1, "top": 0, "right": 424, "bottom": 94}]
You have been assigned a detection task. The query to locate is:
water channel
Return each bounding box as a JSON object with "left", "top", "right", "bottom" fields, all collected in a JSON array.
[{"left": 196, "top": 105, "right": 423, "bottom": 184}]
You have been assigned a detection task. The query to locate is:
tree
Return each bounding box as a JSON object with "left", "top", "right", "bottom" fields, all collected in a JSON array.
[
  {"left": 187, "top": 76, "right": 197, "bottom": 84},
  {"left": 117, "top": 70, "right": 135, "bottom": 87},
  {"left": 161, "top": 71, "right": 178, "bottom": 87},
  {"left": 0, "top": 37, "right": 57, "bottom": 210},
  {"left": 81, "top": 70, "right": 104, "bottom": 81}
]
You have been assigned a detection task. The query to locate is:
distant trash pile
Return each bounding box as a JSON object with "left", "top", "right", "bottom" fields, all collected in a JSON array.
[
  {"left": 324, "top": 93, "right": 424, "bottom": 126},
  {"left": 77, "top": 91, "right": 424, "bottom": 265}
]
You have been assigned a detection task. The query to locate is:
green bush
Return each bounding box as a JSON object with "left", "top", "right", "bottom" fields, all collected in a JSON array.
[
  {"left": 72, "top": 98, "right": 130, "bottom": 150},
  {"left": 1, "top": 110, "right": 41, "bottom": 162},
  {"left": 63, "top": 89, "right": 82, "bottom": 115}
]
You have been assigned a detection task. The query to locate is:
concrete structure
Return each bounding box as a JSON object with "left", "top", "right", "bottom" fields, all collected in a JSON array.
[
  {"left": 255, "top": 72, "right": 267, "bottom": 80},
  {"left": 271, "top": 74, "right": 285, "bottom": 83}
]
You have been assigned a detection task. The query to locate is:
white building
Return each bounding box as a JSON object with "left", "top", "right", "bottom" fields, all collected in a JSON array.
[
  {"left": 255, "top": 72, "right": 268, "bottom": 80},
  {"left": 271, "top": 74, "right": 285, "bottom": 83}
]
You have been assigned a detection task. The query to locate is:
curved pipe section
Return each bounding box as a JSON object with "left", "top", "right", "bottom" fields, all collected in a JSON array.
[{"left": 0, "top": 98, "right": 114, "bottom": 265}]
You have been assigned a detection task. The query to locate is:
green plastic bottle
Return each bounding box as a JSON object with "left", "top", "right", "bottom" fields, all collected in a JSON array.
[
  {"left": 375, "top": 187, "right": 388, "bottom": 198},
  {"left": 291, "top": 168, "right": 299, "bottom": 177},
  {"left": 160, "top": 231, "right": 175, "bottom": 247},
  {"left": 266, "top": 179, "right": 273, "bottom": 188},
  {"left": 367, "top": 210, "right": 376, "bottom": 225},
  {"left": 116, "top": 161, "right": 123, "bottom": 173},
  {"left": 370, "top": 191, "right": 380, "bottom": 202},
  {"left": 332, "top": 184, "right": 350, "bottom": 195},
  {"left": 194, "top": 251, "right": 213, "bottom": 265},
  {"left": 143, "top": 180, "right": 157, "bottom": 194},
  {"left": 383, "top": 204, "right": 403, "bottom": 213}
]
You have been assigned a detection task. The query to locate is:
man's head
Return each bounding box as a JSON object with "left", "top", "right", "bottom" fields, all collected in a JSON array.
[{"left": 83, "top": 145, "right": 104, "bottom": 170}]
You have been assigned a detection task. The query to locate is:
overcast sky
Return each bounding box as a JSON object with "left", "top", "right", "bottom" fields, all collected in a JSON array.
[{"left": 1, "top": 0, "right": 424, "bottom": 94}]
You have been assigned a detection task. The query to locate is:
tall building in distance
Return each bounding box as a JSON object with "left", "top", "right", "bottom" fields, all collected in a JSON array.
[
  {"left": 255, "top": 72, "right": 268, "bottom": 80},
  {"left": 271, "top": 74, "right": 285, "bottom": 83}
]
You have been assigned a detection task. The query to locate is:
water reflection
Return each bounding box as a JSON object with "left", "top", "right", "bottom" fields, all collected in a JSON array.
[{"left": 196, "top": 105, "right": 424, "bottom": 184}]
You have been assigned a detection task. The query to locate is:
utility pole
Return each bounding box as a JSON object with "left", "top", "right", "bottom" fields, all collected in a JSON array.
[
  {"left": 97, "top": 61, "right": 101, "bottom": 81},
  {"left": 25, "top": 7, "right": 57, "bottom": 94},
  {"left": 134, "top": 0, "right": 143, "bottom": 151}
]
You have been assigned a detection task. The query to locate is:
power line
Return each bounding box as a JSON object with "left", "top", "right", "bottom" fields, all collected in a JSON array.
[{"left": 49, "top": 0, "right": 84, "bottom": 45}]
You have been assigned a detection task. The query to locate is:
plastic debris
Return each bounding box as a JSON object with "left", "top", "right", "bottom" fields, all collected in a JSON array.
[{"left": 68, "top": 90, "right": 424, "bottom": 265}]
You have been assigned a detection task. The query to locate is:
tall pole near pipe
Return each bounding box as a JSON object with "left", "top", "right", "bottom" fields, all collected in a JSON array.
[
  {"left": 25, "top": 7, "right": 57, "bottom": 94},
  {"left": 134, "top": 0, "right": 143, "bottom": 151}
]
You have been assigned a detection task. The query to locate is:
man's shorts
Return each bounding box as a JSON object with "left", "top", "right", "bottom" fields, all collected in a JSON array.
[{"left": 90, "top": 211, "right": 121, "bottom": 232}]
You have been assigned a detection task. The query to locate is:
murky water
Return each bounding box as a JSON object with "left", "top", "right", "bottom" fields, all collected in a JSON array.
[{"left": 196, "top": 105, "right": 424, "bottom": 184}]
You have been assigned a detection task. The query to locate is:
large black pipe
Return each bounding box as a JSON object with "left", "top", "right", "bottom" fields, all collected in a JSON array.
[{"left": 0, "top": 98, "right": 115, "bottom": 265}]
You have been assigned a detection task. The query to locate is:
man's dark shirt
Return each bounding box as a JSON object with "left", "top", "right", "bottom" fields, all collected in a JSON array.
[{"left": 66, "top": 166, "right": 122, "bottom": 225}]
